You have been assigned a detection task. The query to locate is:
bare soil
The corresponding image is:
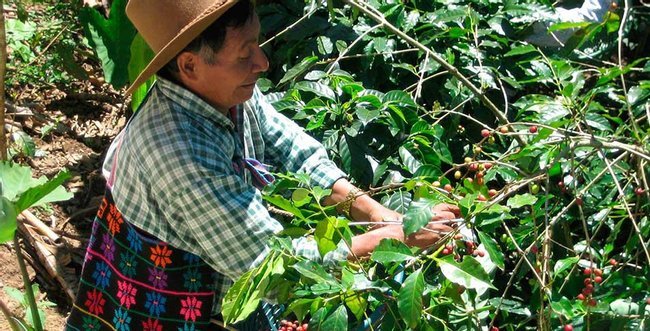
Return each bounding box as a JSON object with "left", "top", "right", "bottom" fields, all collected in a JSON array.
[{"left": 1, "top": 80, "right": 127, "bottom": 330}]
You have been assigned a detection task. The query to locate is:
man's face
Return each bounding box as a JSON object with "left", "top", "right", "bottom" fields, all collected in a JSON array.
[{"left": 189, "top": 14, "right": 268, "bottom": 111}]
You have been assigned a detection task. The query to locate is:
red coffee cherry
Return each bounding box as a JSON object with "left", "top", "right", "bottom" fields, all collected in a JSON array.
[
  {"left": 583, "top": 268, "right": 592, "bottom": 276},
  {"left": 529, "top": 126, "right": 538, "bottom": 134},
  {"left": 564, "top": 324, "right": 574, "bottom": 331},
  {"left": 609, "top": 258, "right": 617, "bottom": 266},
  {"left": 594, "top": 276, "right": 603, "bottom": 284},
  {"left": 577, "top": 293, "right": 585, "bottom": 301},
  {"left": 481, "top": 129, "right": 491, "bottom": 138}
]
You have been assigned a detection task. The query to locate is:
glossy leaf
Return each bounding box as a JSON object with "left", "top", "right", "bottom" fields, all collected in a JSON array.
[{"left": 398, "top": 268, "right": 424, "bottom": 329}]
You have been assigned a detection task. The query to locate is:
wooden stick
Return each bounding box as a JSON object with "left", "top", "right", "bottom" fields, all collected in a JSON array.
[
  {"left": 17, "top": 222, "right": 75, "bottom": 301},
  {"left": 20, "top": 210, "right": 61, "bottom": 245}
]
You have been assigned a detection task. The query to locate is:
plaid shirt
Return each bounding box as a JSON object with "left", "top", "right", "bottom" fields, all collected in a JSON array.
[{"left": 103, "top": 77, "right": 348, "bottom": 314}]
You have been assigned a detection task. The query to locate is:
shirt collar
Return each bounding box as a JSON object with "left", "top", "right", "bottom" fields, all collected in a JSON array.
[{"left": 154, "top": 76, "right": 235, "bottom": 129}]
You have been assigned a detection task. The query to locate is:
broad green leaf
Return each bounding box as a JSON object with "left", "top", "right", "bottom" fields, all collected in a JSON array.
[
  {"left": 314, "top": 217, "right": 347, "bottom": 256},
  {"left": 438, "top": 255, "right": 496, "bottom": 290},
  {"left": 15, "top": 170, "right": 73, "bottom": 213},
  {"left": 279, "top": 56, "right": 319, "bottom": 85},
  {"left": 221, "top": 267, "right": 256, "bottom": 323},
  {"left": 382, "top": 90, "right": 417, "bottom": 107},
  {"left": 292, "top": 260, "right": 339, "bottom": 286},
  {"left": 295, "top": 81, "right": 336, "bottom": 100},
  {"left": 287, "top": 298, "right": 314, "bottom": 322},
  {"left": 548, "top": 21, "right": 591, "bottom": 32},
  {"left": 0, "top": 197, "right": 18, "bottom": 244},
  {"left": 263, "top": 194, "right": 304, "bottom": 219},
  {"left": 398, "top": 268, "right": 424, "bottom": 329},
  {"left": 413, "top": 165, "right": 442, "bottom": 180},
  {"left": 507, "top": 194, "right": 538, "bottom": 209},
  {"left": 128, "top": 33, "right": 155, "bottom": 111},
  {"left": 382, "top": 191, "right": 412, "bottom": 214},
  {"left": 553, "top": 256, "right": 579, "bottom": 276},
  {"left": 0, "top": 162, "right": 34, "bottom": 201},
  {"left": 309, "top": 307, "right": 330, "bottom": 331},
  {"left": 550, "top": 297, "right": 576, "bottom": 319},
  {"left": 291, "top": 188, "right": 312, "bottom": 207},
  {"left": 403, "top": 199, "right": 436, "bottom": 236},
  {"left": 321, "top": 305, "right": 348, "bottom": 330},
  {"left": 477, "top": 231, "right": 505, "bottom": 270},
  {"left": 79, "top": 0, "right": 137, "bottom": 88},
  {"left": 399, "top": 146, "right": 422, "bottom": 174},
  {"left": 370, "top": 239, "right": 415, "bottom": 264},
  {"left": 504, "top": 44, "right": 537, "bottom": 57},
  {"left": 344, "top": 292, "right": 367, "bottom": 321}
]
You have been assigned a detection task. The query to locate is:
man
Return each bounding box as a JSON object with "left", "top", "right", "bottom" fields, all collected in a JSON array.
[{"left": 66, "top": 0, "right": 459, "bottom": 329}]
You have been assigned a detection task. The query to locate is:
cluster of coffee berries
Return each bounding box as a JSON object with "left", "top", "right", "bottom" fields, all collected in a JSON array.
[
  {"left": 278, "top": 319, "right": 308, "bottom": 331},
  {"left": 576, "top": 267, "right": 604, "bottom": 306},
  {"left": 441, "top": 241, "right": 485, "bottom": 260}
]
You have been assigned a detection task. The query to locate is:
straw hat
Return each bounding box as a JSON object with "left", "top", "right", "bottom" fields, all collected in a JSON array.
[{"left": 125, "top": 0, "right": 239, "bottom": 95}]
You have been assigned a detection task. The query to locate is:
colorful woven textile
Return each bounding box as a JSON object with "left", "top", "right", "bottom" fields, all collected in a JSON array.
[{"left": 66, "top": 190, "right": 218, "bottom": 331}]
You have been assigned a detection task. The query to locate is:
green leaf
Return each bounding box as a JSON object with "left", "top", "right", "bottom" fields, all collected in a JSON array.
[
  {"left": 0, "top": 197, "right": 18, "bottom": 244},
  {"left": 548, "top": 21, "right": 591, "bottom": 32},
  {"left": 287, "top": 298, "right": 314, "bottom": 322},
  {"left": 279, "top": 56, "right": 319, "bottom": 85},
  {"left": 15, "top": 170, "right": 73, "bottom": 213},
  {"left": 292, "top": 260, "right": 340, "bottom": 286},
  {"left": 477, "top": 231, "right": 505, "bottom": 270},
  {"left": 128, "top": 33, "right": 155, "bottom": 111},
  {"left": 399, "top": 146, "right": 422, "bottom": 174},
  {"left": 438, "top": 255, "right": 496, "bottom": 290},
  {"left": 291, "top": 188, "right": 312, "bottom": 207},
  {"left": 383, "top": 90, "right": 417, "bottom": 107},
  {"left": 263, "top": 194, "right": 304, "bottom": 219},
  {"left": 295, "top": 81, "right": 337, "bottom": 101},
  {"left": 314, "top": 217, "right": 347, "bottom": 256},
  {"left": 403, "top": 199, "right": 436, "bottom": 236},
  {"left": 79, "top": 0, "right": 137, "bottom": 88},
  {"left": 321, "top": 305, "right": 348, "bottom": 331},
  {"left": 553, "top": 256, "right": 579, "bottom": 276},
  {"left": 507, "top": 194, "right": 538, "bottom": 209},
  {"left": 309, "top": 307, "right": 330, "bottom": 330},
  {"left": 398, "top": 268, "right": 424, "bottom": 329},
  {"left": 504, "top": 44, "right": 538, "bottom": 57},
  {"left": 221, "top": 268, "right": 256, "bottom": 323},
  {"left": 371, "top": 239, "right": 415, "bottom": 264}
]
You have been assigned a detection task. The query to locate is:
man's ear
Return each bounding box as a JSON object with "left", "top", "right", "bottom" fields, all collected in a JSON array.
[{"left": 176, "top": 52, "right": 199, "bottom": 82}]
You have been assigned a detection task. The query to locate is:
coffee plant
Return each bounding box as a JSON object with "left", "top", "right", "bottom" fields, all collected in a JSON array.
[{"left": 221, "top": 0, "right": 650, "bottom": 330}]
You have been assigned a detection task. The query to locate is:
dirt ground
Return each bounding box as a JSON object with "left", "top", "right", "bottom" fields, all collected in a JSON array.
[{"left": 1, "top": 80, "right": 127, "bottom": 329}]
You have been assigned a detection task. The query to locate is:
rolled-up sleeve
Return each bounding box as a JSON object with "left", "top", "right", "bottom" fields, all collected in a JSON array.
[{"left": 252, "top": 89, "right": 346, "bottom": 190}]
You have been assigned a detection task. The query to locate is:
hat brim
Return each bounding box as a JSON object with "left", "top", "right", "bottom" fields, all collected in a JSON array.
[{"left": 125, "top": 0, "right": 239, "bottom": 95}]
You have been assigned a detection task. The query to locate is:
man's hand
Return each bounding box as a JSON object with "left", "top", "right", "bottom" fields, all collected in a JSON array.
[
  {"left": 348, "top": 203, "right": 461, "bottom": 259},
  {"left": 403, "top": 203, "right": 461, "bottom": 249}
]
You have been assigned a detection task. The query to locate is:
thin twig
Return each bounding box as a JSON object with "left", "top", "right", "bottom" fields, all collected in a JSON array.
[
  {"left": 342, "top": 0, "right": 525, "bottom": 147},
  {"left": 260, "top": 6, "right": 318, "bottom": 48},
  {"left": 326, "top": 24, "right": 382, "bottom": 75}
]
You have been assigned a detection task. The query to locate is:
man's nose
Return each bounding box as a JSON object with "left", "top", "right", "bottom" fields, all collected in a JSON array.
[{"left": 252, "top": 46, "right": 269, "bottom": 73}]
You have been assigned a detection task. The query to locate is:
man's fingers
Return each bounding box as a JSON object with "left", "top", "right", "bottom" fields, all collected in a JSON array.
[
  {"left": 431, "top": 211, "right": 458, "bottom": 222},
  {"left": 432, "top": 203, "right": 461, "bottom": 217}
]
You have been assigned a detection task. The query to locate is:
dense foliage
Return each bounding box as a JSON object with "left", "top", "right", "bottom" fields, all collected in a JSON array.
[{"left": 220, "top": 0, "right": 650, "bottom": 330}]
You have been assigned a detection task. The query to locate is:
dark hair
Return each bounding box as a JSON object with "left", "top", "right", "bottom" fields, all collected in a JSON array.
[{"left": 157, "top": 0, "right": 255, "bottom": 81}]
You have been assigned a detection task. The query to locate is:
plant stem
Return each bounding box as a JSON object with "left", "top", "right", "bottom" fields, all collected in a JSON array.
[
  {"left": 0, "top": 0, "right": 8, "bottom": 161},
  {"left": 342, "top": 0, "right": 527, "bottom": 147},
  {"left": 13, "top": 234, "right": 43, "bottom": 331},
  {"left": 0, "top": 296, "right": 21, "bottom": 331}
]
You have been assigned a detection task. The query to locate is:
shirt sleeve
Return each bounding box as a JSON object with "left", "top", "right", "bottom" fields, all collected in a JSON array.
[
  {"left": 251, "top": 88, "right": 346, "bottom": 190},
  {"left": 158, "top": 156, "right": 348, "bottom": 282}
]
